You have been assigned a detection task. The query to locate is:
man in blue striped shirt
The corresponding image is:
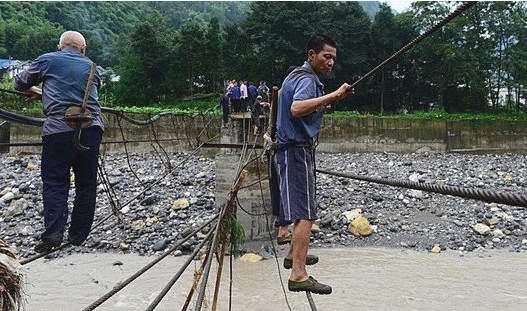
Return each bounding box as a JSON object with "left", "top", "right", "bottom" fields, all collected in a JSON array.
[{"left": 275, "top": 34, "right": 354, "bottom": 295}]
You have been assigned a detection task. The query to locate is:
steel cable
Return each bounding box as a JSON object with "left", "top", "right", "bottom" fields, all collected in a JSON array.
[
  {"left": 83, "top": 215, "right": 217, "bottom": 311},
  {"left": 316, "top": 168, "right": 527, "bottom": 208},
  {"left": 350, "top": 1, "right": 478, "bottom": 88},
  {"left": 144, "top": 226, "right": 215, "bottom": 311}
]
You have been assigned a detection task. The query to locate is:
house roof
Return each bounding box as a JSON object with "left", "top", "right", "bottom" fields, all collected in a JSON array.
[
  {"left": 0, "top": 59, "right": 29, "bottom": 69},
  {"left": 0, "top": 59, "right": 12, "bottom": 69}
]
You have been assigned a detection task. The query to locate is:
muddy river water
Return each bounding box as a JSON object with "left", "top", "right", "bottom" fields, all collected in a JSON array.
[{"left": 23, "top": 248, "right": 526, "bottom": 311}]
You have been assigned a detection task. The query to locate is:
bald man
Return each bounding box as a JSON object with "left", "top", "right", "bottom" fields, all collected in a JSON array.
[{"left": 15, "top": 30, "right": 104, "bottom": 253}]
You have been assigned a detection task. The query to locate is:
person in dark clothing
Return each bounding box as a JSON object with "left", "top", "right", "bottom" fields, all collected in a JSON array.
[
  {"left": 229, "top": 80, "right": 241, "bottom": 113},
  {"left": 258, "top": 80, "right": 270, "bottom": 102},
  {"left": 220, "top": 92, "right": 230, "bottom": 127},
  {"left": 14, "top": 31, "right": 104, "bottom": 253},
  {"left": 247, "top": 81, "right": 259, "bottom": 111},
  {"left": 251, "top": 95, "right": 269, "bottom": 135}
]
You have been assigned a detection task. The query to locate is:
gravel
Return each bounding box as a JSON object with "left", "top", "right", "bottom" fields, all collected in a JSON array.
[{"left": 1, "top": 151, "right": 526, "bottom": 260}]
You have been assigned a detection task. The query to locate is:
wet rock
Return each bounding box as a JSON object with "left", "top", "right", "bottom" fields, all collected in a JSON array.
[
  {"left": 152, "top": 239, "right": 167, "bottom": 251},
  {"left": 431, "top": 245, "right": 441, "bottom": 253}
]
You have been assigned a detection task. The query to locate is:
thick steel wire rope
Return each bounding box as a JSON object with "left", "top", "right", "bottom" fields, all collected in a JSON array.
[
  {"left": 181, "top": 247, "right": 212, "bottom": 311},
  {"left": 96, "top": 155, "right": 123, "bottom": 221},
  {"left": 194, "top": 108, "right": 218, "bottom": 145},
  {"left": 148, "top": 115, "right": 173, "bottom": 171},
  {"left": 306, "top": 292, "right": 318, "bottom": 311},
  {"left": 144, "top": 226, "right": 215, "bottom": 311},
  {"left": 349, "top": 1, "right": 478, "bottom": 88},
  {"left": 0, "top": 95, "right": 212, "bottom": 128},
  {"left": 82, "top": 215, "right": 217, "bottom": 311},
  {"left": 316, "top": 168, "right": 527, "bottom": 208}
]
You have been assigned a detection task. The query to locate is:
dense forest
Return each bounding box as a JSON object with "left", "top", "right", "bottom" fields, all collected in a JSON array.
[{"left": 0, "top": 1, "right": 526, "bottom": 114}]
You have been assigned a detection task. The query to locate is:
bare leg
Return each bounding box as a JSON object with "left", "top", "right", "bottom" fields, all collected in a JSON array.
[{"left": 289, "top": 219, "right": 313, "bottom": 282}]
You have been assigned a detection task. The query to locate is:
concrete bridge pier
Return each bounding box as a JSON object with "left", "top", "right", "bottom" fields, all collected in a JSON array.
[{"left": 214, "top": 112, "right": 273, "bottom": 241}]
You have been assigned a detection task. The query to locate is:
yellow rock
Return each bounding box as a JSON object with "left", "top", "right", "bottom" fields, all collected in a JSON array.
[
  {"left": 145, "top": 216, "right": 159, "bottom": 226},
  {"left": 311, "top": 223, "right": 320, "bottom": 234},
  {"left": 431, "top": 245, "right": 441, "bottom": 253},
  {"left": 26, "top": 162, "right": 39, "bottom": 170},
  {"left": 239, "top": 253, "right": 263, "bottom": 263},
  {"left": 172, "top": 198, "right": 190, "bottom": 210},
  {"left": 348, "top": 216, "right": 373, "bottom": 237}
]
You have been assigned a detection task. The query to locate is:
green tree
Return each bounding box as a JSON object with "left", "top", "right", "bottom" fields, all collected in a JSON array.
[
  {"left": 370, "top": 3, "right": 400, "bottom": 114},
  {"left": 115, "top": 14, "right": 171, "bottom": 105},
  {"left": 203, "top": 17, "right": 222, "bottom": 94},
  {"left": 177, "top": 21, "right": 206, "bottom": 96},
  {"left": 317, "top": 1, "right": 372, "bottom": 111},
  {"left": 0, "top": 20, "right": 7, "bottom": 57}
]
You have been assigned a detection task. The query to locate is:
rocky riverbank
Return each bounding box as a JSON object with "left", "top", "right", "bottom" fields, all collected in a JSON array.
[{"left": 1, "top": 151, "right": 526, "bottom": 260}]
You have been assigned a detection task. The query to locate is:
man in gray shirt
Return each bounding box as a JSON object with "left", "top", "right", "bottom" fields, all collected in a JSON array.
[{"left": 15, "top": 30, "right": 104, "bottom": 253}]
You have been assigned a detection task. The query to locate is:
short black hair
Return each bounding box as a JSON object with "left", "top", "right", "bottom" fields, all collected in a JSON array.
[{"left": 306, "top": 34, "right": 337, "bottom": 55}]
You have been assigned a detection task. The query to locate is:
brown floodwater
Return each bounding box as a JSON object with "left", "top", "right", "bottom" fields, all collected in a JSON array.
[{"left": 22, "top": 247, "right": 527, "bottom": 311}]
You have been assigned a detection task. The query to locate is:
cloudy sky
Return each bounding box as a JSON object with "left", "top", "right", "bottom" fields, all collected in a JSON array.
[{"left": 385, "top": 0, "right": 414, "bottom": 13}]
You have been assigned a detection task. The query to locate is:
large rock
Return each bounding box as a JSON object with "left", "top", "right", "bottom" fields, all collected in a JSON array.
[
  {"left": 348, "top": 216, "right": 373, "bottom": 237},
  {"left": 239, "top": 253, "right": 263, "bottom": 263},
  {"left": 311, "top": 223, "right": 320, "bottom": 234},
  {"left": 472, "top": 223, "right": 491, "bottom": 235},
  {"left": 172, "top": 198, "right": 190, "bottom": 210},
  {"left": 3, "top": 198, "right": 28, "bottom": 217}
]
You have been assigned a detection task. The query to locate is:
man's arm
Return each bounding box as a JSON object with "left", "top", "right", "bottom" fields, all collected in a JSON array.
[
  {"left": 14, "top": 60, "right": 44, "bottom": 102},
  {"left": 19, "top": 86, "right": 43, "bottom": 101},
  {"left": 291, "top": 83, "right": 354, "bottom": 118}
]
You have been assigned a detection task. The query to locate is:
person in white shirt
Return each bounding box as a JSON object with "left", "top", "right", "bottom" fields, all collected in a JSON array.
[{"left": 240, "top": 79, "right": 248, "bottom": 112}]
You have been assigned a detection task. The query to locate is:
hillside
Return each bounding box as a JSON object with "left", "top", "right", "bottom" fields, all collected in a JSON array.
[{"left": 0, "top": 2, "right": 251, "bottom": 66}]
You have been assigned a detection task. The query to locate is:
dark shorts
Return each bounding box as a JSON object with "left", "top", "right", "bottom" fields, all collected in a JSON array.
[{"left": 274, "top": 144, "right": 316, "bottom": 222}]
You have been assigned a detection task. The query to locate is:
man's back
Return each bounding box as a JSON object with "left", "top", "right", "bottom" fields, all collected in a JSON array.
[{"left": 15, "top": 48, "right": 100, "bottom": 116}]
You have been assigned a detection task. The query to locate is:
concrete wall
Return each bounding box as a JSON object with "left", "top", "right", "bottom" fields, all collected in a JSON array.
[
  {"left": 7, "top": 113, "right": 222, "bottom": 155},
  {"left": 5, "top": 114, "right": 527, "bottom": 155},
  {"left": 317, "top": 117, "right": 527, "bottom": 154}
]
